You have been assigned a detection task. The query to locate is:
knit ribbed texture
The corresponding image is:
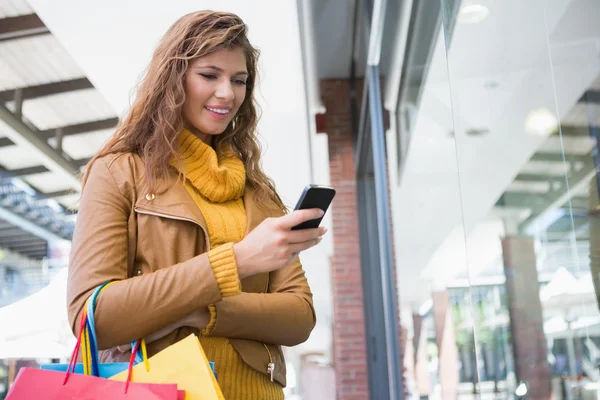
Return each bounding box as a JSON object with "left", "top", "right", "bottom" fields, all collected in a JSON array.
[
  {"left": 208, "top": 243, "right": 241, "bottom": 297},
  {"left": 200, "top": 336, "right": 284, "bottom": 400},
  {"left": 177, "top": 128, "right": 245, "bottom": 203},
  {"left": 202, "top": 304, "right": 217, "bottom": 335},
  {"left": 172, "top": 129, "right": 284, "bottom": 399}
]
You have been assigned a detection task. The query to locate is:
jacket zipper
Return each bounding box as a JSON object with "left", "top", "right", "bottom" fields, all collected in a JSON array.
[
  {"left": 134, "top": 207, "right": 211, "bottom": 249},
  {"left": 263, "top": 343, "right": 275, "bottom": 382}
]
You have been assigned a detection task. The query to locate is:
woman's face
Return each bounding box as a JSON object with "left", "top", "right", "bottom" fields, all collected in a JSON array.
[{"left": 182, "top": 47, "right": 248, "bottom": 143}]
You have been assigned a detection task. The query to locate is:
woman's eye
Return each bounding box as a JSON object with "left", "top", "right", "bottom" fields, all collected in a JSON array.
[
  {"left": 232, "top": 79, "right": 247, "bottom": 86},
  {"left": 200, "top": 74, "right": 217, "bottom": 80}
]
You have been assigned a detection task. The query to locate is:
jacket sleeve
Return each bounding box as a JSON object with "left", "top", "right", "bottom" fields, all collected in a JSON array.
[
  {"left": 203, "top": 256, "right": 316, "bottom": 346},
  {"left": 67, "top": 158, "right": 240, "bottom": 350}
]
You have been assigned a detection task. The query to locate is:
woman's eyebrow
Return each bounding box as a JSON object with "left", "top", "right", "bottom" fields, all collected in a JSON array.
[{"left": 195, "top": 65, "right": 248, "bottom": 76}]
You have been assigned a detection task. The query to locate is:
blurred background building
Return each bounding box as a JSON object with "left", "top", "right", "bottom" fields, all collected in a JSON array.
[{"left": 1, "top": 0, "right": 600, "bottom": 399}]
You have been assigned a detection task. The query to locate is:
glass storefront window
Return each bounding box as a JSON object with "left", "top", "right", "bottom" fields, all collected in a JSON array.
[{"left": 392, "top": 1, "right": 600, "bottom": 399}]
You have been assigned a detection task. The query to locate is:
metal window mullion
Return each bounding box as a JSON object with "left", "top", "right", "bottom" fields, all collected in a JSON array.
[
  {"left": 355, "top": 76, "right": 371, "bottom": 171},
  {"left": 367, "top": 64, "right": 402, "bottom": 400},
  {"left": 357, "top": 176, "right": 390, "bottom": 400}
]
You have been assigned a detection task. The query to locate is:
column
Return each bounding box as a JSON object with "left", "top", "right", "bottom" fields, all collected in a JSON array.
[
  {"left": 320, "top": 79, "right": 369, "bottom": 400},
  {"left": 413, "top": 313, "right": 431, "bottom": 399},
  {"left": 502, "top": 236, "right": 551, "bottom": 400},
  {"left": 432, "top": 290, "right": 459, "bottom": 400}
]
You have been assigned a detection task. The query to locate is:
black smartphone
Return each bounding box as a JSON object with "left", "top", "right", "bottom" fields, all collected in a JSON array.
[{"left": 291, "top": 184, "right": 336, "bottom": 230}]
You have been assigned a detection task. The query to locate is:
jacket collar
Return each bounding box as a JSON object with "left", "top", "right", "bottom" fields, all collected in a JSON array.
[{"left": 133, "top": 171, "right": 270, "bottom": 237}]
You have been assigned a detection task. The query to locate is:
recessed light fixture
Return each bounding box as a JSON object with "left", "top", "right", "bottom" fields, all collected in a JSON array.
[
  {"left": 458, "top": 4, "right": 490, "bottom": 24},
  {"left": 525, "top": 108, "right": 558, "bottom": 137},
  {"left": 466, "top": 128, "right": 490, "bottom": 136}
]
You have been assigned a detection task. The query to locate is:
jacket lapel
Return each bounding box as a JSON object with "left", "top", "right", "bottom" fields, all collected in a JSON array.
[
  {"left": 134, "top": 171, "right": 208, "bottom": 234},
  {"left": 134, "top": 172, "right": 273, "bottom": 240}
]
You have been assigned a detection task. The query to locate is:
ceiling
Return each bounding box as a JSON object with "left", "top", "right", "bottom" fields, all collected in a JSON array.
[{"left": 0, "top": 0, "right": 118, "bottom": 260}]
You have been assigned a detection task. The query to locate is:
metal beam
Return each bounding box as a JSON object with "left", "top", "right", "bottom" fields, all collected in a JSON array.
[
  {"left": 0, "top": 118, "right": 118, "bottom": 148},
  {"left": 569, "top": 196, "right": 589, "bottom": 210},
  {"left": 0, "top": 236, "right": 46, "bottom": 245},
  {"left": 0, "top": 166, "right": 47, "bottom": 178},
  {"left": 6, "top": 243, "right": 47, "bottom": 251},
  {"left": 0, "top": 158, "right": 88, "bottom": 179},
  {"left": 0, "top": 228, "right": 27, "bottom": 237},
  {"left": 0, "top": 206, "right": 63, "bottom": 243},
  {"left": 498, "top": 188, "right": 591, "bottom": 214},
  {"left": 0, "top": 14, "right": 49, "bottom": 42},
  {"left": 515, "top": 173, "right": 565, "bottom": 185},
  {"left": 39, "top": 118, "right": 118, "bottom": 139},
  {"left": 530, "top": 152, "right": 590, "bottom": 163},
  {"left": 35, "top": 190, "right": 73, "bottom": 200},
  {"left": 0, "top": 78, "right": 93, "bottom": 103},
  {"left": 46, "top": 118, "right": 117, "bottom": 137},
  {"left": 557, "top": 125, "right": 599, "bottom": 137},
  {"left": 0, "top": 105, "right": 81, "bottom": 191},
  {"left": 520, "top": 158, "right": 596, "bottom": 233},
  {"left": 580, "top": 90, "right": 600, "bottom": 104}
]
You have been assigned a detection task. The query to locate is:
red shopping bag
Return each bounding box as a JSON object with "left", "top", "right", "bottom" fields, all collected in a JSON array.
[
  {"left": 6, "top": 368, "right": 179, "bottom": 399},
  {"left": 6, "top": 304, "right": 183, "bottom": 400}
]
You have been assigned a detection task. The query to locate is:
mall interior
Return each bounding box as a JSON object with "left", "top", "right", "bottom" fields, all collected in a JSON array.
[{"left": 1, "top": 0, "right": 600, "bottom": 399}]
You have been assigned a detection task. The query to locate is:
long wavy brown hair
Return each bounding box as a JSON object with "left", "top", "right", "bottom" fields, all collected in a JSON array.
[{"left": 83, "top": 10, "right": 285, "bottom": 212}]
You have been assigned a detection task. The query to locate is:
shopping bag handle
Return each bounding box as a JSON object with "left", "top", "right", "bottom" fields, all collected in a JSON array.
[
  {"left": 63, "top": 311, "right": 140, "bottom": 394},
  {"left": 63, "top": 307, "right": 89, "bottom": 385},
  {"left": 80, "top": 282, "right": 149, "bottom": 376}
]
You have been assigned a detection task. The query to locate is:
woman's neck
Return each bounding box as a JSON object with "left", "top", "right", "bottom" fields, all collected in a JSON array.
[{"left": 184, "top": 124, "right": 212, "bottom": 146}]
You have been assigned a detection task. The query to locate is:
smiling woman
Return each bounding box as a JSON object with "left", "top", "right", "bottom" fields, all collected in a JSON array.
[
  {"left": 183, "top": 49, "right": 248, "bottom": 142},
  {"left": 66, "top": 10, "right": 326, "bottom": 400}
]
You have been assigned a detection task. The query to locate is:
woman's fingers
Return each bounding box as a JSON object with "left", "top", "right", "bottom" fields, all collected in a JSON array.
[
  {"left": 288, "top": 237, "right": 322, "bottom": 254},
  {"left": 287, "top": 227, "right": 326, "bottom": 243},
  {"left": 278, "top": 209, "right": 324, "bottom": 230}
]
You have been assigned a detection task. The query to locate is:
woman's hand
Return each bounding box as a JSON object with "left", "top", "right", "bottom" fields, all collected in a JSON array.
[
  {"left": 116, "top": 308, "right": 211, "bottom": 352},
  {"left": 233, "top": 208, "right": 327, "bottom": 279}
]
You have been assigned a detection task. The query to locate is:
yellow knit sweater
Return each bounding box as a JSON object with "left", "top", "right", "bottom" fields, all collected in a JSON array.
[{"left": 172, "top": 129, "right": 284, "bottom": 400}]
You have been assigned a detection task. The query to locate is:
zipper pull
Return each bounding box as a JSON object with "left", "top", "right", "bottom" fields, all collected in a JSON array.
[{"left": 267, "top": 362, "right": 275, "bottom": 382}]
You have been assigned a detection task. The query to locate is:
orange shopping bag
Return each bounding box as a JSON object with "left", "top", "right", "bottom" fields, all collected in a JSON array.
[{"left": 111, "top": 334, "right": 224, "bottom": 400}]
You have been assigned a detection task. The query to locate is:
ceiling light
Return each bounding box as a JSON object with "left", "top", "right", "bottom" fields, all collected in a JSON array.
[
  {"left": 458, "top": 4, "right": 490, "bottom": 24},
  {"left": 525, "top": 108, "right": 558, "bottom": 137}
]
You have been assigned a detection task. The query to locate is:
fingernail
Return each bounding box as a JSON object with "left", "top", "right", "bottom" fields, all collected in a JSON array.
[{"left": 319, "top": 209, "right": 325, "bottom": 216}]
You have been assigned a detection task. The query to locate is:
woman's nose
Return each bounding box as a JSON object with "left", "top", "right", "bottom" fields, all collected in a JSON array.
[{"left": 215, "top": 80, "right": 235, "bottom": 101}]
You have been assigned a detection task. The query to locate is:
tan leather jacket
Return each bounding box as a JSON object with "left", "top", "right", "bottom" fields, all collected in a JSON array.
[{"left": 67, "top": 152, "right": 316, "bottom": 387}]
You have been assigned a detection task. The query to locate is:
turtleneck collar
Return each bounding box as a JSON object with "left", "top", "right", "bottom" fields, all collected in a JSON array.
[{"left": 170, "top": 129, "right": 246, "bottom": 203}]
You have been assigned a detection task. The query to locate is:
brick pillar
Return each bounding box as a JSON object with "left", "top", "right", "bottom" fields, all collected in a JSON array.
[
  {"left": 321, "top": 79, "right": 369, "bottom": 399},
  {"left": 502, "top": 237, "right": 551, "bottom": 400},
  {"left": 432, "top": 291, "right": 459, "bottom": 400},
  {"left": 413, "top": 313, "right": 431, "bottom": 398},
  {"left": 320, "top": 78, "right": 406, "bottom": 399}
]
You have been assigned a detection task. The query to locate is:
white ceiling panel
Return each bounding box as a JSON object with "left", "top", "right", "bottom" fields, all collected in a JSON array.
[
  {"left": 23, "top": 171, "right": 72, "bottom": 193},
  {"left": 0, "top": 35, "right": 84, "bottom": 91},
  {"left": 0, "top": 145, "right": 44, "bottom": 169},
  {"left": 60, "top": 128, "right": 112, "bottom": 159},
  {"left": 0, "top": 0, "right": 33, "bottom": 18},
  {"left": 539, "top": 135, "right": 595, "bottom": 155},
  {"left": 507, "top": 181, "right": 551, "bottom": 194},
  {"left": 55, "top": 193, "right": 80, "bottom": 211},
  {"left": 561, "top": 103, "right": 600, "bottom": 127},
  {"left": 13, "top": 88, "right": 115, "bottom": 130},
  {"left": 521, "top": 160, "right": 572, "bottom": 177}
]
